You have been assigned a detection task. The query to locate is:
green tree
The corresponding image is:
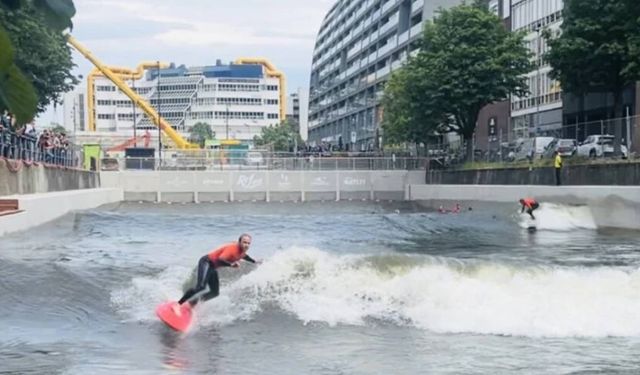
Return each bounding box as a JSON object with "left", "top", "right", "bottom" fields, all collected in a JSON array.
[
  {"left": 253, "top": 121, "right": 302, "bottom": 152},
  {"left": 50, "top": 122, "right": 65, "bottom": 134},
  {"left": 545, "top": 0, "right": 640, "bottom": 156},
  {"left": 189, "top": 122, "right": 214, "bottom": 147},
  {"left": 0, "top": 0, "right": 76, "bottom": 124},
  {"left": 382, "top": 3, "right": 531, "bottom": 160},
  {"left": 382, "top": 66, "right": 446, "bottom": 146}
]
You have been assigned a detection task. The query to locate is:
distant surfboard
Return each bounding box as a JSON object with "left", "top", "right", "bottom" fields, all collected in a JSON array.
[
  {"left": 525, "top": 217, "right": 537, "bottom": 232},
  {"left": 156, "top": 301, "right": 193, "bottom": 332}
]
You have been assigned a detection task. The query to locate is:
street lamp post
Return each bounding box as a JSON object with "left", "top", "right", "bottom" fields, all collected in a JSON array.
[
  {"left": 225, "top": 104, "right": 230, "bottom": 140},
  {"left": 157, "top": 61, "right": 162, "bottom": 164},
  {"left": 535, "top": 27, "right": 542, "bottom": 137},
  {"left": 132, "top": 74, "right": 137, "bottom": 147}
]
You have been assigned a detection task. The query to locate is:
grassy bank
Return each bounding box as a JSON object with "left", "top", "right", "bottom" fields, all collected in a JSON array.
[{"left": 457, "top": 157, "right": 639, "bottom": 171}]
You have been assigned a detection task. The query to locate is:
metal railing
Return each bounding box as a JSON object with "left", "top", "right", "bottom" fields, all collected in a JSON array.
[
  {"left": 424, "top": 114, "right": 638, "bottom": 170},
  {"left": 0, "top": 129, "right": 83, "bottom": 168},
  {"left": 102, "top": 156, "right": 428, "bottom": 171}
]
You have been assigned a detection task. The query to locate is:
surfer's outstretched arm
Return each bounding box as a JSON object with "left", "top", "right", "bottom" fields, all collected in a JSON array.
[
  {"left": 217, "top": 259, "right": 235, "bottom": 267},
  {"left": 243, "top": 254, "right": 257, "bottom": 263}
]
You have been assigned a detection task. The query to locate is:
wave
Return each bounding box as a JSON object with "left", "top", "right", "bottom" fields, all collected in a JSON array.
[
  {"left": 111, "top": 247, "right": 640, "bottom": 338},
  {"left": 517, "top": 203, "right": 597, "bottom": 231}
]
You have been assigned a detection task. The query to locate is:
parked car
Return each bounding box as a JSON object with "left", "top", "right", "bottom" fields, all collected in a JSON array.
[
  {"left": 576, "top": 135, "right": 628, "bottom": 158},
  {"left": 245, "top": 151, "right": 264, "bottom": 166},
  {"left": 514, "top": 137, "right": 555, "bottom": 161},
  {"left": 543, "top": 138, "right": 577, "bottom": 158}
]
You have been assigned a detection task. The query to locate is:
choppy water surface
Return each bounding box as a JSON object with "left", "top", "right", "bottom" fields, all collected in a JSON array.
[{"left": 1, "top": 201, "right": 640, "bottom": 374}]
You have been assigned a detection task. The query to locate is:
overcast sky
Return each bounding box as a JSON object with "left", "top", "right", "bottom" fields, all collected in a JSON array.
[{"left": 40, "top": 0, "right": 334, "bottom": 126}]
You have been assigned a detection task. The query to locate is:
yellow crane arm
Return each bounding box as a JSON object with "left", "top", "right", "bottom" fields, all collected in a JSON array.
[
  {"left": 234, "top": 58, "right": 286, "bottom": 121},
  {"left": 66, "top": 34, "right": 198, "bottom": 149},
  {"left": 87, "top": 62, "right": 170, "bottom": 132}
]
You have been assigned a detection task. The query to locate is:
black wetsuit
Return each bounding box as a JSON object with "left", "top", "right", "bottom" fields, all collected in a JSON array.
[
  {"left": 178, "top": 254, "right": 255, "bottom": 306},
  {"left": 521, "top": 202, "right": 540, "bottom": 220}
]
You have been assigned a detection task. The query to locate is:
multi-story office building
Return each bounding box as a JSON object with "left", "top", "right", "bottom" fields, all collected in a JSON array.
[
  {"left": 475, "top": 0, "right": 512, "bottom": 154},
  {"left": 91, "top": 62, "right": 281, "bottom": 142},
  {"left": 308, "top": 0, "right": 462, "bottom": 151},
  {"left": 286, "top": 88, "right": 310, "bottom": 141},
  {"left": 510, "top": 0, "right": 564, "bottom": 139},
  {"left": 63, "top": 88, "right": 87, "bottom": 134}
]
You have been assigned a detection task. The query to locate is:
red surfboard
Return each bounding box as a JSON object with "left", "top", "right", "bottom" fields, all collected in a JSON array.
[{"left": 156, "top": 301, "right": 193, "bottom": 332}]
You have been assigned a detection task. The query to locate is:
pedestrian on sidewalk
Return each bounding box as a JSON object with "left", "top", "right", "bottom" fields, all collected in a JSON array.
[{"left": 554, "top": 150, "right": 563, "bottom": 186}]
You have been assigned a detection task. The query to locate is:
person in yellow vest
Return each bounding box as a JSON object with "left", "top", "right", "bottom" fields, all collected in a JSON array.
[{"left": 554, "top": 150, "right": 563, "bottom": 186}]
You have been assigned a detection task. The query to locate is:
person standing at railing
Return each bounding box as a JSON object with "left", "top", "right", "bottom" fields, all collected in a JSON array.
[
  {"left": 22, "top": 121, "right": 37, "bottom": 161},
  {"left": 3, "top": 111, "right": 17, "bottom": 159},
  {"left": 554, "top": 150, "right": 563, "bottom": 186},
  {"left": 0, "top": 109, "right": 8, "bottom": 158}
]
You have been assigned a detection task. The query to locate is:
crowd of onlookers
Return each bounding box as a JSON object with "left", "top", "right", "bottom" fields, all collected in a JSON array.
[{"left": 0, "top": 109, "right": 77, "bottom": 166}]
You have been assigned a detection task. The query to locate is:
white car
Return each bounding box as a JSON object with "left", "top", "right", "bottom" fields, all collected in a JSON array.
[
  {"left": 245, "top": 151, "right": 264, "bottom": 166},
  {"left": 577, "top": 135, "right": 628, "bottom": 158},
  {"left": 514, "top": 136, "right": 555, "bottom": 161}
]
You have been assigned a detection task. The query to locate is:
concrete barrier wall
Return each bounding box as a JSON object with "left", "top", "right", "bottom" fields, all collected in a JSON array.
[
  {"left": 0, "top": 188, "right": 124, "bottom": 237},
  {"left": 426, "top": 162, "right": 640, "bottom": 185},
  {"left": 0, "top": 159, "right": 99, "bottom": 196},
  {"left": 101, "top": 170, "right": 425, "bottom": 202}
]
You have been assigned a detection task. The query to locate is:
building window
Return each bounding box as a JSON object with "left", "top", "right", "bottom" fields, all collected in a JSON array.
[{"left": 96, "top": 86, "right": 116, "bottom": 92}]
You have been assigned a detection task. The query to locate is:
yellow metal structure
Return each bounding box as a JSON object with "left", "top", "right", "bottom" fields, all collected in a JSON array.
[
  {"left": 234, "top": 58, "right": 286, "bottom": 121},
  {"left": 66, "top": 35, "right": 198, "bottom": 149},
  {"left": 87, "top": 62, "right": 169, "bottom": 132}
]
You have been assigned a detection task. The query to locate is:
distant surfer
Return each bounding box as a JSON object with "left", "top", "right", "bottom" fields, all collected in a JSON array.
[
  {"left": 438, "top": 203, "right": 461, "bottom": 214},
  {"left": 519, "top": 198, "right": 539, "bottom": 220},
  {"left": 175, "top": 234, "right": 258, "bottom": 312}
]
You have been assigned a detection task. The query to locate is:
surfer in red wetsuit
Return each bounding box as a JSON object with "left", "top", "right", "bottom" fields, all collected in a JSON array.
[
  {"left": 177, "top": 233, "right": 257, "bottom": 308},
  {"left": 519, "top": 198, "right": 539, "bottom": 220}
]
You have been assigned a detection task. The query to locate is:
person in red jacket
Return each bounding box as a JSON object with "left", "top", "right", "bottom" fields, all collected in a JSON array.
[
  {"left": 177, "top": 233, "right": 257, "bottom": 308},
  {"left": 519, "top": 198, "right": 540, "bottom": 220}
]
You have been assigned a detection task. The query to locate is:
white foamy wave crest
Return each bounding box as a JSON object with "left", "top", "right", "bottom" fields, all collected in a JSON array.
[
  {"left": 111, "top": 265, "right": 192, "bottom": 323},
  {"left": 233, "top": 248, "right": 640, "bottom": 337},
  {"left": 518, "top": 203, "right": 597, "bottom": 231},
  {"left": 110, "top": 264, "right": 263, "bottom": 327},
  {"left": 111, "top": 247, "right": 640, "bottom": 337}
]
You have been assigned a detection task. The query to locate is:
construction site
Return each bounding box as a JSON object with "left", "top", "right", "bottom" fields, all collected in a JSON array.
[{"left": 64, "top": 35, "right": 287, "bottom": 170}]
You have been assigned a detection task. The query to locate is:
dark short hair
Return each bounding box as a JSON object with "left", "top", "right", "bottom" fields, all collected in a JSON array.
[{"left": 238, "top": 233, "right": 252, "bottom": 242}]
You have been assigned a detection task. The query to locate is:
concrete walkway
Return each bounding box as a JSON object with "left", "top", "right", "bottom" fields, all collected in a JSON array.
[{"left": 0, "top": 188, "right": 123, "bottom": 237}]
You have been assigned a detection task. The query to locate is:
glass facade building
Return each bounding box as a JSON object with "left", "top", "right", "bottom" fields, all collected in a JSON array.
[
  {"left": 308, "top": 0, "right": 461, "bottom": 151},
  {"left": 91, "top": 63, "right": 281, "bottom": 141},
  {"left": 510, "top": 0, "right": 564, "bottom": 139}
]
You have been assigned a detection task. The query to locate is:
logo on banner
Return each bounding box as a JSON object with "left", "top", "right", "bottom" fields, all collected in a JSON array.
[
  {"left": 278, "top": 174, "right": 291, "bottom": 188},
  {"left": 237, "top": 174, "right": 263, "bottom": 189},
  {"left": 202, "top": 179, "right": 225, "bottom": 186},
  {"left": 310, "top": 176, "right": 330, "bottom": 187},
  {"left": 343, "top": 177, "right": 366, "bottom": 186},
  {"left": 167, "top": 178, "right": 188, "bottom": 187}
]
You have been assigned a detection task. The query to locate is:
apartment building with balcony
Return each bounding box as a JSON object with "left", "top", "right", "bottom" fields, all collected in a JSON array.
[
  {"left": 510, "top": 0, "right": 564, "bottom": 139},
  {"left": 308, "top": 0, "right": 462, "bottom": 151},
  {"left": 287, "top": 88, "right": 310, "bottom": 141}
]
